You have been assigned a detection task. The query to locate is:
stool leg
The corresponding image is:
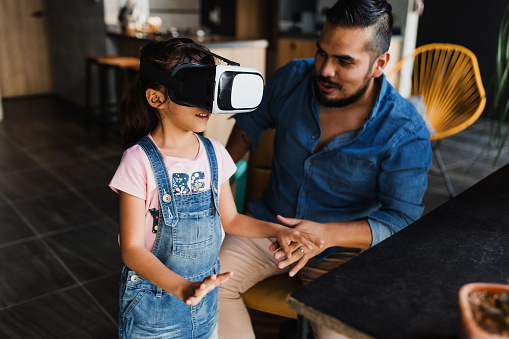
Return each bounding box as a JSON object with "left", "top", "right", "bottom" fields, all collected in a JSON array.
[
  {"left": 99, "top": 64, "right": 109, "bottom": 141},
  {"left": 84, "top": 59, "right": 92, "bottom": 131}
]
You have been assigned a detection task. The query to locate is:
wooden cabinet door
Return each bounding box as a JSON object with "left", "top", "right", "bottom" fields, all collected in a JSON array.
[
  {"left": 0, "top": 0, "right": 52, "bottom": 97},
  {"left": 276, "top": 38, "right": 317, "bottom": 69}
]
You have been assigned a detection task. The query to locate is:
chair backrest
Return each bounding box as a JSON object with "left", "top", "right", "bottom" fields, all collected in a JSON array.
[
  {"left": 386, "top": 43, "right": 486, "bottom": 140},
  {"left": 244, "top": 129, "right": 276, "bottom": 207}
]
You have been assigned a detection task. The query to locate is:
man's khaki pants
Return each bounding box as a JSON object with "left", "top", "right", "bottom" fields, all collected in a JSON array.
[{"left": 218, "top": 234, "right": 360, "bottom": 339}]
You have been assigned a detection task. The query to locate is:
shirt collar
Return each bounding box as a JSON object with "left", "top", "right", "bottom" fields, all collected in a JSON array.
[{"left": 366, "top": 74, "right": 387, "bottom": 124}]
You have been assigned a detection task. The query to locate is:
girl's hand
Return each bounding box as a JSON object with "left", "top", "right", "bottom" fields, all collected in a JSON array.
[
  {"left": 269, "top": 215, "right": 324, "bottom": 266},
  {"left": 183, "top": 272, "right": 233, "bottom": 306}
]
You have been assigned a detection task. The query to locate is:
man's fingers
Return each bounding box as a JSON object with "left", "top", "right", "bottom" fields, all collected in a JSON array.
[
  {"left": 288, "top": 256, "right": 308, "bottom": 277},
  {"left": 300, "top": 232, "right": 325, "bottom": 249},
  {"left": 269, "top": 241, "right": 280, "bottom": 251},
  {"left": 291, "top": 233, "right": 316, "bottom": 251},
  {"left": 277, "top": 246, "right": 306, "bottom": 269},
  {"left": 274, "top": 242, "right": 303, "bottom": 259}
]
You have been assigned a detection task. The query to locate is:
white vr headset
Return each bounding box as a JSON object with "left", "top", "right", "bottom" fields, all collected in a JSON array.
[{"left": 139, "top": 44, "right": 264, "bottom": 114}]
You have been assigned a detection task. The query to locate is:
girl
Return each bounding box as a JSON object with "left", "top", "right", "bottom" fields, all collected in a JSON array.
[{"left": 109, "top": 38, "right": 323, "bottom": 339}]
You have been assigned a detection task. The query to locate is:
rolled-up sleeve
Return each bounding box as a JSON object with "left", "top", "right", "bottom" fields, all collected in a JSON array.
[{"left": 367, "top": 121, "right": 432, "bottom": 246}]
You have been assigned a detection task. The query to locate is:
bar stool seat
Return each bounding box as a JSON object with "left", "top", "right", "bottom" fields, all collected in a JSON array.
[{"left": 96, "top": 56, "right": 140, "bottom": 69}]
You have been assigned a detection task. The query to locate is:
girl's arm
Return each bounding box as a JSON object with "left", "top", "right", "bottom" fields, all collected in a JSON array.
[
  {"left": 119, "top": 191, "right": 232, "bottom": 305},
  {"left": 218, "top": 181, "right": 324, "bottom": 259}
]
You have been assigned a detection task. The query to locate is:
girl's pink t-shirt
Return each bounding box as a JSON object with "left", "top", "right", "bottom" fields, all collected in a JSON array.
[{"left": 109, "top": 134, "right": 237, "bottom": 251}]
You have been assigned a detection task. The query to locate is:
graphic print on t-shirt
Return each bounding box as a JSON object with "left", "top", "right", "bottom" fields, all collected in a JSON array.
[
  {"left": 172, "top": 171, "right": 206, "bottom": 194},
  {"left": 149, "top": 208, "right": 159, "bottom": 233}
]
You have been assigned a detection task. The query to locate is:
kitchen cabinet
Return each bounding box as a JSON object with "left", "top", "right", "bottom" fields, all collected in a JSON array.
[{"left": 276, "top": 38, "right": 317, "bottom": 69}]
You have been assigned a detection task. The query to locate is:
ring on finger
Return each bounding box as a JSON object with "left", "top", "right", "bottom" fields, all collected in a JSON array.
[{"left": 300, "top": 248, "right": 305, "bottom": 255}]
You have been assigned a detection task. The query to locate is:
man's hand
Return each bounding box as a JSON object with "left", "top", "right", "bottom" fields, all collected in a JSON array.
[
  {"left": 270, "top": 219, "right": 324, "bottom": 264},
  {"left": 270, "top": 216, "right": 328, "bottom": 277},
  {"left": 184, "top": 272, "right": 233, "bottom": 306}
]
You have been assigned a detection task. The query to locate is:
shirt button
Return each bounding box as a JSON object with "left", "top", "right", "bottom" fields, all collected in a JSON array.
[
  {"left": 311, "top": 135, "right": 316, "bottom": 140},
  {"left": 302, "top": 191, "right": 306, "bottom": 196},
  {"left": 162, "top": 194, "right": 171, "bottom": 203},
  {"left": 307, "top": 161, "right": 312, "bottom": 166},
  {"left": 131, "top": 274, "right": 140, "bottom": 283}
]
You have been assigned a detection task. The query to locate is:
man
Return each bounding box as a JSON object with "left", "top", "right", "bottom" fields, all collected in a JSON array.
[{"left": 218, "top": 0, "right": 432, "bottom": 338}]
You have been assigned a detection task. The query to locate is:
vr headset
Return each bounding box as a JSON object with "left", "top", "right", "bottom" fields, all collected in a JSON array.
[{"left": 139, "top": 43, "right": 264, "bottom": 114}]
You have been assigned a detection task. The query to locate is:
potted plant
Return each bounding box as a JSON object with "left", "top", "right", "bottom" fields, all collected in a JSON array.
[
  {"left": 487, "top": 3, "right": 509, "bottom": 166},
  {"left": 458, "top": 282, "right": 509, "bottom": 338}
]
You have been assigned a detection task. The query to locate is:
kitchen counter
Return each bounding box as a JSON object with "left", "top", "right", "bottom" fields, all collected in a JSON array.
[{"left": 107, "top": 27, "right": 268, "bottom": 56}]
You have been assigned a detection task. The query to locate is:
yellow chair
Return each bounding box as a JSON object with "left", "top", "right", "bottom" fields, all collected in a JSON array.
[
  {"left": 386, "top": 43, "right": 486, "bottom": 197},
  {"left": 231, "top": 129, "right": 301, "bottom": 321}
]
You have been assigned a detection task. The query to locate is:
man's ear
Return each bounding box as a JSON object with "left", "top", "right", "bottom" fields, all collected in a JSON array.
[
  {"left": 146, "top": 88, "right": 166, "bottom": 108},
  {"left": 372, "top": 51, "right": 390, "bottom": 78}
]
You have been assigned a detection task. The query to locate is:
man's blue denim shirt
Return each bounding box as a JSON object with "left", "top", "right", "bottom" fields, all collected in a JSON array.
[{"left": 234, "top": 59, "right": 432, "bottom": 261}]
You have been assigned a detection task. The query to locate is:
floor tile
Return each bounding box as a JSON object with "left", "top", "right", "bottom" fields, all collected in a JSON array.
[
  {"left": 80, "top": 184, "right": 119, "bottom": 221},
  {"left": 85, "top": 272, "right": 122, "bottom": 321},
  {"left": 0, "top": 286, "right": 117, "bottom": 338},
  {"left": 0, "top": 119, "right": 58, "bottom": 149},
  {"left": 43, "top": 220, "right": 122, "bottom": 282},
  {"left": 49, "top": 158, "right": 115, "bottom": 190},
  {"left": 12, "top": 127, "right": 88, "bottom": 166},
  {"left": 0, "top": 204, "right": 36, "bottom": 246},
  {"left": 98, "top": 153, "right": 123, "bottom": 173},
  {"left": 0, "top": 167, "right": 68, "bottom": 202},
  {"left": 68, "top": 131, "right": 125, "bottom": 160},
  {"left": 0, "top": 239, "right": 75, "bottom": 308},
  {"left": 0, "top": 135, "right": 38, "bottom": 173},
  {"left": 11, "top": 190, "right": 104, "bottom": 234}
]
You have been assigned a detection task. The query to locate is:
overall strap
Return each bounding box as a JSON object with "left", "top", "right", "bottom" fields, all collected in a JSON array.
[
  {"left": 137, "top": 136, "right": 177, "bottom": 228},
  {"left": 197, "top": 134, "right": 220, "bottom": 213}
]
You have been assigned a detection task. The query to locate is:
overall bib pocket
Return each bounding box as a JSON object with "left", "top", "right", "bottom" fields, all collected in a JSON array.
[{"left": 173, "top": 208, "right": 215, "bottom": 259}]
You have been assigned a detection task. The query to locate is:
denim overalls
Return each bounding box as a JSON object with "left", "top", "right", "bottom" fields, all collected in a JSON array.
[{"left": 118, "top": 135, "right": 222, "bottom": 339}]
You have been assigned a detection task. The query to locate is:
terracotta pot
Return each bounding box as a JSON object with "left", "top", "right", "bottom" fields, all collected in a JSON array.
[{"left": 458, "top": 282, "right": 509, "bottom": 339}]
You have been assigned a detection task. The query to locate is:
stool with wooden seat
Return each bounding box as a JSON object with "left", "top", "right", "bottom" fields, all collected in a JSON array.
[
  {"left": 84, "top": 54, "right": 117, "bottom": 131},
  {"left": 85, "top": 55, "right": 140, "bottom": 140},
  {"left": 232, "top": 129, "right": 309, "bottom": 336}
]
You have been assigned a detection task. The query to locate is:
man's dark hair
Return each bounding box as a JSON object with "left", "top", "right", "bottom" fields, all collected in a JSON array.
[{"left": 325, "top": 0, "right": 393, "bottom": 59}]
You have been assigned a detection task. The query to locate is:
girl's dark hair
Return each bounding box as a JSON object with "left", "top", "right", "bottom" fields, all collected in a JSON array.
[
  {"left": 118, "top": 38, "right": 216, "bottom": 147},
  {"left": 325, "top": 0, "right": 393, "bottom": 61}
]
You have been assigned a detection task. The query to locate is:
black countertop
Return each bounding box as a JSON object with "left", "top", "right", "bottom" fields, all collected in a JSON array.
[
  {"left": 107, "top": 27, "right": 268, "bottom": 49},
  {"left": 288, "top": 162, "right": 509, "bottom": 338}
]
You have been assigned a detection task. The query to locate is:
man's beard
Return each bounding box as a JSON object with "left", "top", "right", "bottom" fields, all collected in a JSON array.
[{"left": 314, "top": 72, "right": 372, "bottom": 108}]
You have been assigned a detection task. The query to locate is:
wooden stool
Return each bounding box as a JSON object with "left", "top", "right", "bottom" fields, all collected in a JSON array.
[
  {"left": 84, "top": 55, "right": 117, "bottom": 130},
  {"left": 243, "top": 275, "right": 301, "bottom": 319},
  {"left": 85, "top": 55, "right": 139, "bottom": 140},
  {"left": 243, "top": 275, "right": 310, "bottom": 337}
]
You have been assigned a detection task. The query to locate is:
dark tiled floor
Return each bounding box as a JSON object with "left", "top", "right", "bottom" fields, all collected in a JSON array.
[{"left": 0, "top": 96, "right": 508, "bottom": 338}]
